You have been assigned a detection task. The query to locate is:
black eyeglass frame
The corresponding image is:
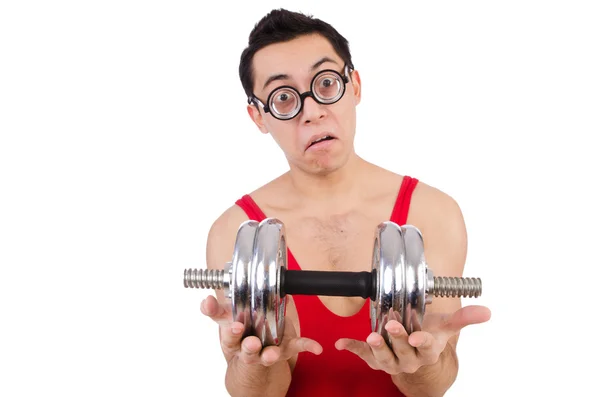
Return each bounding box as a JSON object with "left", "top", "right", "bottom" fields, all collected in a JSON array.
[{"left": 248, "top": 64, "right": 352, "bottom": 121}]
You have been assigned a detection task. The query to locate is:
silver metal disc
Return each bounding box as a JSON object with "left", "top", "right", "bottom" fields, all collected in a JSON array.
[
  {"left": 401, "top": 225, "right": 427, "bottom": 334},
  {"left": 229, "top": 220, "right": 259, "bottom": 339},
  {"left": 370, "top": 221, "right": 405, "bottom": 347},
  {"left": 250, "top": 218, "right": 287, "bottom": 346}
]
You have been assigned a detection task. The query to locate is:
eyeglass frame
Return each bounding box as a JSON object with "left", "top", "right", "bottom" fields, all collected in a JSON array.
[{"left": 248, "top": 64, "right": 353, "bottom": 121}]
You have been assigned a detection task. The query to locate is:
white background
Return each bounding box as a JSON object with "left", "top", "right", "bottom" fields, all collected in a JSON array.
[{"left": 1, "top": 0, "right": 599, "bottom": 396}]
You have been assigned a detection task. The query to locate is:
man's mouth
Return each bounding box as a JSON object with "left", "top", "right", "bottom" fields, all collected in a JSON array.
[{"left": 307, "top": 135, "right": 335, "bottom": 149}]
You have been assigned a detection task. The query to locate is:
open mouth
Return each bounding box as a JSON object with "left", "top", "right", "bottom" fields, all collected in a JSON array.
[{"left": 308, "top": 135, "right": 335, "bottom": 148}]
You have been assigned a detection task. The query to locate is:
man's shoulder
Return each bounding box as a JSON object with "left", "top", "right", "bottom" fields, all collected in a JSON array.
[
  {"left": 366, "top": 165, "right": 457, "bottom": 209},
  {"left": 208, "top": 175, "right": 285, "bottom": 236},
  {"left": 410, "top": 179, "right": 465, "bottom": 235},
  {"left": 242, "top": 173, "right": 291, "bottom": 211},
  {"left": 207, "top": 204, "right": 248, "bottom": 243},
  {"left": 412, "top": 180, "right": 459, "bottom": 210}
]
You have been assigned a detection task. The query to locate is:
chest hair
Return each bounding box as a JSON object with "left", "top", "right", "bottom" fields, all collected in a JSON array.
[{"left": 295, "top": 212, "right": 370, "bottom": 270}]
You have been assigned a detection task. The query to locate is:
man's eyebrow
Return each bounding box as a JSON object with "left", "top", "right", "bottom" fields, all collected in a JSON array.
[
  {"left": 261, "top": 57, "right": 340, "bottom": 91},
  {"left": 262, "top": 73, "right": 290, "bottom": 90},
  {"left": 310, "top": 56, "right": 338, "bottom": 71}
]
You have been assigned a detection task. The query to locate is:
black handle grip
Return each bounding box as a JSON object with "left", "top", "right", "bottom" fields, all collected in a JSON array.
[{"left": 281, "top": 269, "right": 375, "bottom": 300}]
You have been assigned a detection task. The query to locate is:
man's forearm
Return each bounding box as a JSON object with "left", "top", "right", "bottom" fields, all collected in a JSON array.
[
  {"left": 225, "top": 357, "right": 292, "bottom": 397},
  {"left": 391, "top": 343, "right": 459, "bottom": 397}
]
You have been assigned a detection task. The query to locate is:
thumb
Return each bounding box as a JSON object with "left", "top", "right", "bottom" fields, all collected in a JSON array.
[{"left": 444, "top": 305, "right": 491, "bottom": 334}]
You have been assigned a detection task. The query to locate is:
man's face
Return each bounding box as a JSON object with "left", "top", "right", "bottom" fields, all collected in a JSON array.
[{"left": 247, "top": 33, "right": 361, "bottom": 175}]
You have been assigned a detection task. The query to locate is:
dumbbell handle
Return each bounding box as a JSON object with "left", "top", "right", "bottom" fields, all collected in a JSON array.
[
  {"left": 184, "top": 268, "right": 482, "bottom": 299},
  {"left": 282, "top": 269, "right": 376, "bottom": 300}
]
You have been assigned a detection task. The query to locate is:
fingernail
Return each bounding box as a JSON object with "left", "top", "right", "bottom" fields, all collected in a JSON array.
[{"left": 231, "top": 326, "right": 242, "bottom": 335}]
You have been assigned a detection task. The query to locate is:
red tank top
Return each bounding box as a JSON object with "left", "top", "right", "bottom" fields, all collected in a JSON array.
[{"left": 235, "top": 176, "right": 419, "bottom": 397}]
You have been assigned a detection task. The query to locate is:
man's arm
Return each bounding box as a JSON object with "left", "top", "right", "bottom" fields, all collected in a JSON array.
[
  {"left": 335, "top": 183, "right": 490, "bottom": 395},
  {"left": 390, "top": 336, "right": 459, "bottom": 397},
  {"left": 390, "top": 185, "right": 469, "bottom": 397},
  {"left": 224, "top": 356, "right": 291, "bottom": 397},
  {"left": 205, "top": 205, "right": 293, "bottom": 397}
]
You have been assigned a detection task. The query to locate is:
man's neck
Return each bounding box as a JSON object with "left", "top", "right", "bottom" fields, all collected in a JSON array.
[{"left": 286, "top": 154, "right": 370, "bottom": 203}]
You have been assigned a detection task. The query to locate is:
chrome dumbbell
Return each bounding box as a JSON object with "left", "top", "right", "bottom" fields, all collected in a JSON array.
[{"left": 184, "top": 218, "right": 482, "bottom": 347}]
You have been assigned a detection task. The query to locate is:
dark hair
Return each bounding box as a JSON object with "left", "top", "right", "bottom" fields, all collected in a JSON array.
[{"left": 239, "top": 8, "right": 355, "bottom": 102}]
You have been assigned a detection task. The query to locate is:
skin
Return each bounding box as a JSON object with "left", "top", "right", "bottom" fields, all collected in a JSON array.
[{"left": 201, "top": 33, "right": 492, "bottom": 397}]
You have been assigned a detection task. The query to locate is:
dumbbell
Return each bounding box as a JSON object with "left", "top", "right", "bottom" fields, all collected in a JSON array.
[{"left": 184, "top": 218, "right": 482, "bottom": 348}]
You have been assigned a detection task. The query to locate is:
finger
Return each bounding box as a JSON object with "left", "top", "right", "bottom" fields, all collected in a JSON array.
[
  {"left": 366, "top": 332, "right": 398, "bottom": 371},
  {"left": 219, "top": 321, "right": 246, "bottom": 354},
  {"left": 200, "top": 295, "right": 225, "bottom": 317},
  {"left": 410, "top": 309, "right": 422, "bottom": 332},
  {"left": 259, "top": 345, "right": 283, "bottom": 367},
  {"left": 283, "top": 337, "right": 323, "bottom": 357},
  {"left": 408, "top": 331, "right": 440, "bottom": 365},
  {"left": 200, "top": 295, "right": 230, "bottom": 326},
  {"left": 385, "top": 321, "right": 417, "bottom": 360},
  {"left": 388, "top": 307, "right": 402, "bottom": 323},
  {"left": 443, "top": 305, "right": 491, "bottom": 334},
  {"left": 258, "top": 337, "right": 323, "bottom": 367},
  {"left": 335, "top": 339, "right": 376, "bottom": 368},
  {"left": 238, "top": 335, "right": 265, "bottom": 365}
]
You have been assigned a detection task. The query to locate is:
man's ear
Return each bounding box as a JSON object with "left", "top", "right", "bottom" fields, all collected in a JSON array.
[
  {"left": 350, "top": 69, "right": 361, "bottom": 105},
  {"left": 247, "top": 104, "right": 269, "bottom": 134}
]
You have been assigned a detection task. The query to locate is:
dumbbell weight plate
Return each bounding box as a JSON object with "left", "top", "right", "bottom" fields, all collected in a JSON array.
[
  {"left": 370, "top": 221, "right": 405, "bottom": 347},
  {"left": 228, "top": 220, "right": 259, "bottom": 340},
  {"left": 401, "top": 225, "right": 427, "bottom": 334},
  {"left": 250, "top": 218, "right": 287, "bottom": 346}
]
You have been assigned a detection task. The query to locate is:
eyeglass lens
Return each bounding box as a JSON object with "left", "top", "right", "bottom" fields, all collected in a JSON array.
[{"left": 269, "top": 70, "right": 345, "bottom": 118}]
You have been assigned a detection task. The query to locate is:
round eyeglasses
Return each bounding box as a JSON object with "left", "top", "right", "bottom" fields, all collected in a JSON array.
[{"left": 249, "top": 65, "right": 351, "bottom": 121}]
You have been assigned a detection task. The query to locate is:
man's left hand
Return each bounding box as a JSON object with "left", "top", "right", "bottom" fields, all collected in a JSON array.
[{"left": 334, "top": 305, "right": 491, "bottom": 374}]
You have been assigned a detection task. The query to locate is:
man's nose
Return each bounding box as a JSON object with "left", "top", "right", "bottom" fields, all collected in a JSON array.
[{"left": 300, "top": 95, "right": 327, "bottom": 124}]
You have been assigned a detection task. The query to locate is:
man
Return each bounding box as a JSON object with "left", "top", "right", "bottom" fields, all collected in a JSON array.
[{"left": 200, "top": 8, "right": 491, "bottom": 397}]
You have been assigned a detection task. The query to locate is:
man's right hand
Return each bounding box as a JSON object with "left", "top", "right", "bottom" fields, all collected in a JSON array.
[{"left": 200, "top": 294, "right": 323, "bottom": 367}]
